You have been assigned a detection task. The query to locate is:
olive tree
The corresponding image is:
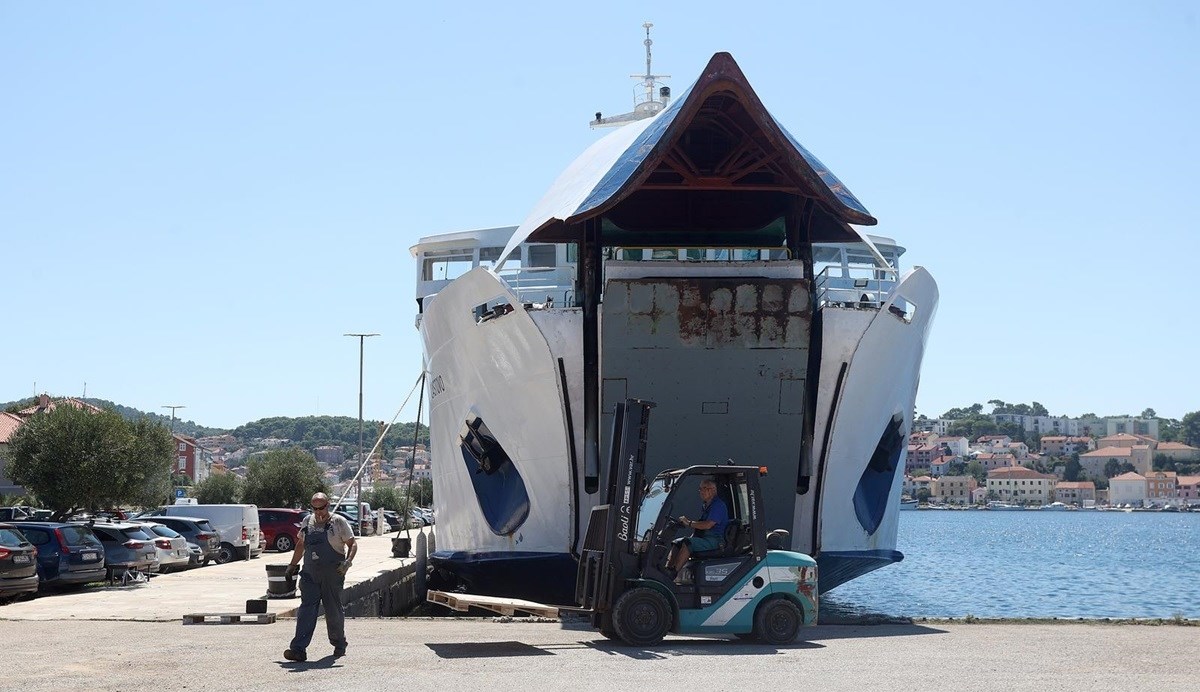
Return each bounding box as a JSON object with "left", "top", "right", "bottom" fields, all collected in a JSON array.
[
  {"left": 241, "top": 448, "right": 327, "bottom": 508},
  {"left": 6, "top": 405, "right": 173, "bottom": 519},
  {"left": 194, "top": 472, "right": 242, "bottom": 504}
]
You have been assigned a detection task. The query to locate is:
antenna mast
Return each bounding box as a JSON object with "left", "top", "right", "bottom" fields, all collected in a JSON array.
[{"left": 590, "top": 22, "right": 671, "bottom": 129}]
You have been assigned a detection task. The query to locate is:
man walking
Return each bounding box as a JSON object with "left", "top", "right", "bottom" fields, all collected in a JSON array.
[{"left": 284, "top": 492, "right": 357, "bottom": 661}]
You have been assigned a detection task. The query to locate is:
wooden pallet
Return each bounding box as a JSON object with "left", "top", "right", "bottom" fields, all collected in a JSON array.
[
  {"left": 182, "top": 612, "right": 277, "bottom": 625},
  {"left": 427, "top": 590, "right": 560, "bottom": 618}
]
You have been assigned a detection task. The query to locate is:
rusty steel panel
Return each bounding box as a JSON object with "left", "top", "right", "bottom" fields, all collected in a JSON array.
[
  {"left": 605, "top": 278, "right": 810, "bottom": 350},
  {"left": 601, "top": 276, "right": 812, "bottom": 535}
]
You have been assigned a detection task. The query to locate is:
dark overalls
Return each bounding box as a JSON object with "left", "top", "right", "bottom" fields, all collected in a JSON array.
[{"left": 288, "top": 519, "right": 348, "bottom": 654}]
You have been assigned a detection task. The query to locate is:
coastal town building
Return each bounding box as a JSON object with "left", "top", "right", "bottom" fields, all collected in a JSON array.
[
  {"left": 1177, "top": 476, "right": 1200, "bottom": 502},
  {"left": 313, "top": 445, "right": 344, "bottom": 466},
  {"left": 903, "top": 475, "right": 935, "bottom": 497},
  {"left": 991, "top": 413, "right": 1082, "bottom": 436},
  {"left": 1143, "top": 471, "right": 1177, "bottom": 501},
  {"left": 171, "top": 434, "right": 212, "bottom": 484},
  {"left": 1109, "top": 472, "right": 1148, "bottom": 506},
  {"left": 935, "top": 475, "right": 978, "bottom": 505},
  {"left": 1098, "top": 432, "right": 1158, "bottom": 449},
  {"left": 1055, "top": 481, "right": 1096, "bottom": 506},
  {"left": 1039, "top": 436, "right": 1095, "bottom": 457},
  {"left": 1155, "top": 441, "right": 1200, "bottom": 463},
  {"left": 0, "top": 411, "right": 25, "bottom": 495},
  {"left": 1105, "top": 417, "right": 1159, "bottom": 439},
  {"left": 975, "top": 452, "right": 1018, "bottom": 472},
  {"left": 986, "top": 466, "right": 1057, "bottom": 505},
  {"left": 1080, "top": 445, "right": 1153, "bottom": 477}
]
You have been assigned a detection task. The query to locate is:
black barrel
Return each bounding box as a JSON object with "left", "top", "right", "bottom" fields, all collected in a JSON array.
[
  {"left": 265, "top": 563, "right": 296, "bottom": 597},
  {"left": 392, "top": 536, "right": 411, "bottom": 558}
]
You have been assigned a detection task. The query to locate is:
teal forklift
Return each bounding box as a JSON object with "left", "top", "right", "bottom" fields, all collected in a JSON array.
[
  {"left": 430, "top": 399, "right": 819, "bottom": 646},
  {"left": 574, "top": 398, "right": 818, "bottom": 645}
]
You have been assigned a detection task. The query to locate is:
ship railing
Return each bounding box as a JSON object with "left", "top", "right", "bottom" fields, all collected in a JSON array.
[
  {"left": 815, "top": 265, "right": 899, "bottom": 309},
  {"left": 495, "top": 266, "right": 576, "bottom": 307}
]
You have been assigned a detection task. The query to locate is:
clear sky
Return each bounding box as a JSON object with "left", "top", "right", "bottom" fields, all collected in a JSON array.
[{"left": 3, "top": 2, "right": 1197, "bottom": 429}]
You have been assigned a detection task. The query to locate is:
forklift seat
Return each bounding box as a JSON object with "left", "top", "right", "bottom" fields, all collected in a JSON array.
[{"left": 690, "top": 519, "right": 743, "bottom": 560}]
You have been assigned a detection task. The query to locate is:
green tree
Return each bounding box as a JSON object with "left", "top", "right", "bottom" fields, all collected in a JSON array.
[
  {"left": 916, "top": 487, "right": 932, "bottom": 503},
  {"left": 1180, "top": 411, "right": 1200, "bottom": 447},
  {"left": 407, "top": 478, "right": 434, "bottom": 507},
  {"left": 241, "top": 448, "right": 328, "bottom": 508},
  {"left": 1103, "top": 458, "right": 1122, "bottom": 478},
  {"left": 6, "top": 405, "right": 173, "bottom": 519},
  {"left": 965, "top": 460, "right": 986, "bottom": 484},
  {"left": 1064, "top": 457, "right": 1083, "bottom": 482},
  {"left": 1141, "top": 408, "right": 1157, "bottom": 419},
  {"left": 194, "top": 473, "right": 242, "bottom": 504},
  {"left": 363, "top": 485, "right": 411, "bottom": 514},
  {"left": 339, "top": 465, "right": 356, "bottom": 482}
]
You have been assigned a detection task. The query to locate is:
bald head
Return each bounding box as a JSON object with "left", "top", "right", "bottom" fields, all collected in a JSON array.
[{"left": 311, "top": 492, "right": 330, "bottom": 510}]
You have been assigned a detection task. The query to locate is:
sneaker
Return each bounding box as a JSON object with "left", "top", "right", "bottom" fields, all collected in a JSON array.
[
  {"left": 283, "top": 649, "right": 307, "bottom": 662},
  {"left": 333, "top": 644, "right": 347, "bottom": 657}
]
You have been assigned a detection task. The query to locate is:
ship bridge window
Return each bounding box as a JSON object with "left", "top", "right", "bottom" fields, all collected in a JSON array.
[
  {"left": 528, "top": 244, "right": 557, "bottom": 268},
  {"left": 423, "top": 250, "right": 475, "bottom": 281},
  {"left": 479, "top": 247, "right": 504, "bottom": 270}
]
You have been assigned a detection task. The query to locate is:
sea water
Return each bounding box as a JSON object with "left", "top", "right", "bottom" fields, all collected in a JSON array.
[{"left": 824, "top": 510, "right": 1200, "bottom": 619}]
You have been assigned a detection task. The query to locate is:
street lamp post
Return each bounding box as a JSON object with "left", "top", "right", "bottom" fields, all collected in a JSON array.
[
  {"left": 344, "top": 333, "right": 379, "bottom": 515},
  {"left": 162, "top": 405, "right": 186, "bottom": 433}
]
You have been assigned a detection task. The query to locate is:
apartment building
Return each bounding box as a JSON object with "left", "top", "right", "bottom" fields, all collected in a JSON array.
[
  {"left": 935, "top": 475, "right": 978, "bottom": 505},
  {"left": 1109, "top": 472, "right": 1148, "bottom": 506},
  {"left": 1055, "top": 481, "right": 1096, "bottom": 505},
  {"left": 986, "top": 466, "right": 1057, "bottom": 504}
]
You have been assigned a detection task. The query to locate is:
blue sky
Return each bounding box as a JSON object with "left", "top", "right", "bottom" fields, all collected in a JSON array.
[{"left": 3, "top": 2, "right": 1197, "bottom": 429}]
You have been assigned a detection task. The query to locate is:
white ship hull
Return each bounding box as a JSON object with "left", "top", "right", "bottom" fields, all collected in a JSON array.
[{"left": 414, "top": 53, "right": 938, "bottom": 601}]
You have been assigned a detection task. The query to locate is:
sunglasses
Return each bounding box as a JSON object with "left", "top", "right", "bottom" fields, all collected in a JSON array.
[{"left": 311, "top": 503, "right": 329, "bottom": 510}]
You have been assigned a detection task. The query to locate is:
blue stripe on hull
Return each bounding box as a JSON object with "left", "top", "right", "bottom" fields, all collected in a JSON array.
[
  {"left": 430, "top": 551, "right": 578, "bottom": 604},
  {"left": 817, "top": 549, "right": 903, "bottom": 593}
]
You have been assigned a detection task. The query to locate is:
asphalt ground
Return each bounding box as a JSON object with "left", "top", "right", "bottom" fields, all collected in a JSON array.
[{"left": 0, "top": 617, "right": 1193, "bottom": 692}]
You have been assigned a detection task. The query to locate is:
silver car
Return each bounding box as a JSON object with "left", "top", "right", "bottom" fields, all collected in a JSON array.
[
  {"left": 132, "top": 522, "right": 191, "bottom": 573},
  {"left": 90, "top": 522, "right": 159, "bottom": 580}
]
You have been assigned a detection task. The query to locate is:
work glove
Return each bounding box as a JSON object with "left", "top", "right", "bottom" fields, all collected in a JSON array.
[
  {"left": 285, "top": 563, "right": 300, "bottom": 579},
  {"left": 337, "top": 560, "right": 353, "bottom": 576}
]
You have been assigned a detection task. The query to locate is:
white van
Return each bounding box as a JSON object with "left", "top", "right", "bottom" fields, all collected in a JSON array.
[{"left": 154, "top": 504, "right": 261, "bottom": 563}]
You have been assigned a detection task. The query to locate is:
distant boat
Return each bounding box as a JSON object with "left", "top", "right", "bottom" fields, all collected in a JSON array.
[
  {"left": 1039, "top": 502, "right": 1071, "bottom": 511},
  {"left": 986, "top": 501, "right": 1024, "bottom": 511},
  {"left": 899, "top": 498, "right": 919, "bottom": 511}
]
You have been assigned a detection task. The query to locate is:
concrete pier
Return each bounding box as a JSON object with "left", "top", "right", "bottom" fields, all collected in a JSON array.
[{"left": 0, "top": 527, "right": 433, "bottom": 622}]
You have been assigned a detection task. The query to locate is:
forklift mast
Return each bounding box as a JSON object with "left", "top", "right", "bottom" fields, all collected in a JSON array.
[{"left": 575, "top": 399, "right": 653, "bottom": 612}]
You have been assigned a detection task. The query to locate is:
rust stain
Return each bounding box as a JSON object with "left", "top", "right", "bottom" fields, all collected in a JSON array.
[{"left": 626, "top": 278, "right": 810, "bottom": 347}]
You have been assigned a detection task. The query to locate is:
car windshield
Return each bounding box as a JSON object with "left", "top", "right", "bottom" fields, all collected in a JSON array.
[
  {"left": 60, "top": 525, "right": 99, "bottom": 545},
  {"left": 0, "top": 528, "right": 30, "bottom": 547},
  {"left": 149, "top": 525, "right": 181, "bottom": 538}
]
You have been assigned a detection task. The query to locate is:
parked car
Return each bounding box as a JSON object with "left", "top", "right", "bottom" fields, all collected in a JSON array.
[
  {"left": 10, "top": 522, "right": 106, "bottom": 589},
  {"left": 258, "top": 508, "right": 308, "bottom": 552},
  {"left": 332, "top": 509, "right": 374, "bottom": 536},
  {"left": 130, "top": 522, "right": 191, "bottom": 573},
  {"left": 0, "top": 507, "right": 33, "bottom": 522},
  {"left": 145, "top": 504, "right": 262, "bottom": 563},
  {"left": 0, "top": 523, "right": 40, "bottom": 600},
  {"left": 137, "top": 516, "right": 221, "bottom": 566},
  {"left": 90, "top": 522, "right": 159, "bottom": 579}
]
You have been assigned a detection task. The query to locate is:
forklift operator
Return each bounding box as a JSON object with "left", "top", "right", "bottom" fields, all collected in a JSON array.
[{"left": 667, "top": 478, "right": 729, "bottom": 578}]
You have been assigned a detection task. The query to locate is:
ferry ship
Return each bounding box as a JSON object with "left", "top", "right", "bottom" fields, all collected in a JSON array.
[{"left": 411, "top": 49, "right": 938, "bottom": 602}]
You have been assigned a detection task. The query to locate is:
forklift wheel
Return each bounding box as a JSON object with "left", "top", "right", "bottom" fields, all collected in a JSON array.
[
  {"left": 753, "top": 597, "right": 803, "bottom": 645},
  {"left": 612, "top": 587, "right": 672, "bottom": 647}
]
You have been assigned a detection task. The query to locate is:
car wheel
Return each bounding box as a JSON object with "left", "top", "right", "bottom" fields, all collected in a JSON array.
[
  {"left": 612, "top": 586, "right": 672, "bottom": 647},
  {"left": 753, "top": 597, "right": 803, "bottom": 645},
  {"left": 215, "top": 543, "right": 236, "bottom": 564},
  {"left": 274, "top": 535, "right": 294, "bottom": 552}
]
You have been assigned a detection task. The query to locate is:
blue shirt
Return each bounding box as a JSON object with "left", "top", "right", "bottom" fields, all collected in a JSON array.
[{"left": 698, "top": 496, "right": 729, "bottom": 538}]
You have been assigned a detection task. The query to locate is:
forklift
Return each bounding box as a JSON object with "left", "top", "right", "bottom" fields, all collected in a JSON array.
[{"left": 429, "top": 399, "right": 818, "bottom": 646}]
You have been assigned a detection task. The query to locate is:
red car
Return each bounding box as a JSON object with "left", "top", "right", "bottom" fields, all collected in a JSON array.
[{"left": 257, "top": 508, "right": 308, "bottom": 552}]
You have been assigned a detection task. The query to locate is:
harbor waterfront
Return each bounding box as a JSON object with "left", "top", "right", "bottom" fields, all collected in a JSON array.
[{"left": 825, "top": 510, "right": 1200, "bottom": 620}]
